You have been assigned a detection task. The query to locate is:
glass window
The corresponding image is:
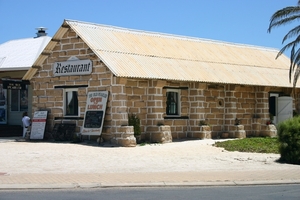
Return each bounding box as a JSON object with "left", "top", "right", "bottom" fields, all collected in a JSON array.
[
  {"left": 10, "top": 89, "right": 28, "bottom": 112},
  {"left": 20, "top": 90, "right": 28, "bottom": 111},
  {"left": 166, "top": 89, "right": 180, "bottom": 116},
  {"left": 0, "top": 84, "right": 6, "bottom": 106},
  {"left": 11, "top": 90, "right": 20, "bottom": 111},
  {"left": 64, "top": 89, "right": 79, "bottom": 116}
]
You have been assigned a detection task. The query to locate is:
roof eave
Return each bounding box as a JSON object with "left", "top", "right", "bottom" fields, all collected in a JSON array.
[{"left": 22, "top": 20, "right": 70, "bottom": 80}]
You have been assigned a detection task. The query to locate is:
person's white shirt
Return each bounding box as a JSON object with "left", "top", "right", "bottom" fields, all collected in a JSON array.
[{"left": 22, "top": 116, "right": 31, "bottom": 127}]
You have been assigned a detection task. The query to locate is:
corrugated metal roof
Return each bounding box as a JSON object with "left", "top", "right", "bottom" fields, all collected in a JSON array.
[
  {"left": 25, "top": 19, "right": 297, "bottom": 88},
  {"left": 0, "top": 36, "right": 51, "bottom": 71}
]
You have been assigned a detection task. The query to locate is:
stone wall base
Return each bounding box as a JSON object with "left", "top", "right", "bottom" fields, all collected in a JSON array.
[
  {"left": 260, "top": 124, "right": 277, "bottom": 137},
  {"left": 188, "top": 126, "right": 212, "bottom": 139},
  {"left": 146, "top": 125, "right": 172, "bottom": 143},
  {"left": 234, "top": 130, "right": 246, "bottom": 138},
  {"left": 188, "top": 131, "right": 211, "bottom": 139},
  {"left": 229, "top": 125, "right": 246, "bottom": 138},
  {"left": 110, "top": 126, "right": 136, "bottom": 147}
]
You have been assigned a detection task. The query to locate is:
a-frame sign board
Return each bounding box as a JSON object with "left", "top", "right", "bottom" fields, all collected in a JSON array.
[
  {"left": 30, "top": 111, "right": 48, "bottom": 139},
  {"left": 82, "top": 91, "right": 108, "bottom": 136}
]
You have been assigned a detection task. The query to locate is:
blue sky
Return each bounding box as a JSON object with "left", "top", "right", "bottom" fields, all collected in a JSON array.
[{"left": 0, "top": 0, "right": 298, "bottom": 55}]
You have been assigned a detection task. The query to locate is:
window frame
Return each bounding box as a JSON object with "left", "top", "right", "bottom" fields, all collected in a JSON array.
[
  {"left": 10, "top": 90, "right": 20, "bottom": 112},
  {"left": 63, "top": 88, "right": 80, "bottom": 117},
  {"left": 166, "top": 88, "right": 181, "bottom": 117},
  {"left": 10, "top": 89, "right": 28, "bottom": 112}
]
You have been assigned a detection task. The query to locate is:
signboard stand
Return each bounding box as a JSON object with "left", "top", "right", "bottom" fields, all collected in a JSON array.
[
  {"left": 30, "top": 111, "right": 48, "bottom": 140},
  {"left": 82, "top": 91, "right": 108, "bottom": 136}
]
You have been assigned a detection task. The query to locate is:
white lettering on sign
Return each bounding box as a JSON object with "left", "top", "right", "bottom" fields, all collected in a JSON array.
[{"left": 53, "top": 59, "right": 92, "bottom": 76}]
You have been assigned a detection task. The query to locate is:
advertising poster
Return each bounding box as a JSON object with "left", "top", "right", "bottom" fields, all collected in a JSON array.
[
  {"left": 30, "top": 111, "right": 48, "bottom": 139},
  {"left": 82, "top": 91, "right": 108, "bottom": 136}
]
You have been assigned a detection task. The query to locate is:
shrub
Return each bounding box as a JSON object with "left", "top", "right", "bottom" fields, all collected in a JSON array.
[
  {"left": 277, "top": 116, "right": 300, "bottom": 164},
  {"left": 199, "top": 120, "right": 209, "bottom": 126},
  {"left": 128, "top": 114, "right": 141, "bottom": 136}
]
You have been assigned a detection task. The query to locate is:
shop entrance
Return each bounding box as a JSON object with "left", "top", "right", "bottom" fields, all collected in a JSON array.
[{"left": 269, "top": 93, "right": 293, "bottom": 125}]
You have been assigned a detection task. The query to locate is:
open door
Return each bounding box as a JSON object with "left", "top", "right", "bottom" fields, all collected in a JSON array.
[{"left": 277, "top": 96, "right": 293, "bottom": 124}]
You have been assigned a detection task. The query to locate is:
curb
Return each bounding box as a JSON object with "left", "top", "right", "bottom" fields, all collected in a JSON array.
[{"left": 1, "top": 180, "right": 300, "bottom": 190}]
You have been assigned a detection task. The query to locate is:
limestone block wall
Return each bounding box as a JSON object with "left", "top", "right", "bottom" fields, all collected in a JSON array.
[
  {"left": 125, "top": 79, "right": 148, "bottom": 138},
  {"left": 201, "top": 84, "right": 225, "bottom": 138},
  {"left": 123, "top": 79, "right": 294, "bottom": 140},
  {"left": 31, "top": 29, "right": 113, "bottom": 136},
  {"left": 188, "top": 82, "right": 207, "bottom": 130},
  {"left": 224, "top": 85, "right": 270, "bottom": 137}
]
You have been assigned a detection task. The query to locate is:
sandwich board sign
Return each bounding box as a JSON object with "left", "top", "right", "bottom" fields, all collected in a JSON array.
[
  {"left": 30, "top": 111, "right": 48, "bottom": 139},
  {"left": 82, "top": 91, "right": 108, "bottom": 136}
]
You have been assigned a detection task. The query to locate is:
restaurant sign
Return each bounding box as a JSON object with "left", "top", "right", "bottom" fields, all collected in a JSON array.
[{"left": 53, "top": 57, "right": 92, "bottom": 76}]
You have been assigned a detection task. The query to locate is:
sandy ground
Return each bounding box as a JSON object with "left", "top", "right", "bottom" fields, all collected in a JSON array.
[{"left": 0, "top": 139, "right": 299, "bottom": 175}]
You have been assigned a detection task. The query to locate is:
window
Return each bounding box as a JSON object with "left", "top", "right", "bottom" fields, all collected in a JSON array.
[
  {"left": 20, "top": 90, "right": 28, "bottom": 111},
  {"left": 10, "top": 89, "right": 28, "bottom": 112},
  {"left": 64, "top": 89, "right": 79, "bottom": 116},
  {"left": 166, "top": 89, "right": 180, "bottom": 116},
  {"left": 11, "top": 90, "right": 19, "bottom": 111}
]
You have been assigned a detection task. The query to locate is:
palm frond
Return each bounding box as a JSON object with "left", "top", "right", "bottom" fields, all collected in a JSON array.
[
  {"left": 293, "top": 67, "right": 300, "bottom": 87},
  {"left": 291, "top": 48, "right": 300, "bottom": 73},
  {"left": 277, "top": 36, "right": 300, "bottom": 84},
  {"left": 269, "top": 2, "right": 300, "bottom": 86},
  {"left": 268, "top": 6, "right": 300, "bottom": 32},
  {"left": 269, "top": 15, "right": 300, "bottom": 32},
  {"left": 282, "top": 25, "right": 300, "bottom": 42},
  {"left": 276, "top": 40, "right": 297, "bottom": 58},
  {"left": 289, "top": 45, "right": 296, "bottom": 82}
]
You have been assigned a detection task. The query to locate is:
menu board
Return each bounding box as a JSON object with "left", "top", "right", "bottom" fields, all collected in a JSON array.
[
  {"left": 82, "top": 91, "right": 108, "bottom": 136},
  {"left": 84, "top": 110, "right": 103, "bottom": 128},
  {"left": 30, "top": 111, "right": 48, "bottom": 139}
]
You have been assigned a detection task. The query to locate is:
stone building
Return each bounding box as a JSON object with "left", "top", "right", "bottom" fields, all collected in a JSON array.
[{"left": 23, "top": 19, "right": 299, "bottom": 146}]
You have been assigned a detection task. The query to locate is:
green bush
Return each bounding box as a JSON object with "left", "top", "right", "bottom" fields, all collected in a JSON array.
[
  {"left": 128, "top": 114, "right": 141, "bottom": 136},
  {"left": 277, "top": 116, "right": 300, "bottom": 164}
]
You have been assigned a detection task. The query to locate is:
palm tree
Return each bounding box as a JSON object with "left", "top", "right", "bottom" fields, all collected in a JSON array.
[{"left": 268, "top": 0, "right": 300, "bottom": 87}]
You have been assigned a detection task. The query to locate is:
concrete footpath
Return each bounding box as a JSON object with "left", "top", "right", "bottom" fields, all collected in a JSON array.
[{"left": 0, "top": 137, "right": 300, "bottom": 190}]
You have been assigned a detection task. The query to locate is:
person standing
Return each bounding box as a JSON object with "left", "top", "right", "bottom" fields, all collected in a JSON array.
[{"left": 22, "top": 112, "right": 31, "bottom": 138}]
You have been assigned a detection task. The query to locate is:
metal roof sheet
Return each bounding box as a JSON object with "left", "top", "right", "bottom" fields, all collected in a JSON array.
[
  {"left": 0, "top": 36, "right": 51, "bottom": 71},
  {"left": 25, "top": 19, "right": 297, "bottom": 87},
  {"left": 97, "top": 51, "right": 289, "bottom": 86}
]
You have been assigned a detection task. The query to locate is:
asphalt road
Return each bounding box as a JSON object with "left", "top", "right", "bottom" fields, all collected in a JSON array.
[{"left": 0, "top": 184, "right": 299, "bottom": 200}]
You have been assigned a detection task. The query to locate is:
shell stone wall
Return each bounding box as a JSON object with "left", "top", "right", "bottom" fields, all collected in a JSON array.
[{"left": 30, "top": 29, "right": 298, "bottom": 141}]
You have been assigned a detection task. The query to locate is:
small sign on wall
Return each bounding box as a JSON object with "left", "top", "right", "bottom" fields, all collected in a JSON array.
[
  {"left": 2, "top": 80, "right": 26, "bottom": 90},
  {"left": 82, "top": 91, "right": 108, "bottom": 136},
  {"left": 30, "top": 111, "right": 48, "bottom": 139}
]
